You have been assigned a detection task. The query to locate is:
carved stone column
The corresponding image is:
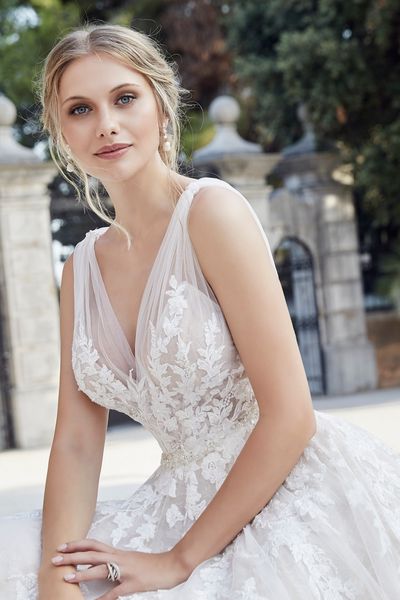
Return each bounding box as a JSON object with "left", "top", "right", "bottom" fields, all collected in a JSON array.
[
  {"left": 272, "top": 106, "right": 378, "bottom": 394},
  {"left": 0, "top": 93, "right": 59, "bottom": 448}
]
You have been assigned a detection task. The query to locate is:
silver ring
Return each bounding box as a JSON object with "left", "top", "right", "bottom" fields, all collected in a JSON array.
[{"left": 106, "top": 561, "right": 121, "bottom": 582}]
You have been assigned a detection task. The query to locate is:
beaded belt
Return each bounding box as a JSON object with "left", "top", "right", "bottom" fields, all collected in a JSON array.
[{"left": 161, "top": 440, "right": 220, "bottom": 469}]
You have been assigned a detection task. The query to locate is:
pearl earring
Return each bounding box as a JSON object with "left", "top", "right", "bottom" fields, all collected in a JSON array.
[
  {"left": 65, "top": 145, "right": 75, "bottom": 173},
  {"left": 162, "top": 124, "right": 171, "bottom": 152}
]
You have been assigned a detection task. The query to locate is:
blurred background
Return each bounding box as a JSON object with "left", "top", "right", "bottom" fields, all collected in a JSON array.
[{"left": 0, "top": 1, "right": 399, "bottom": 508}]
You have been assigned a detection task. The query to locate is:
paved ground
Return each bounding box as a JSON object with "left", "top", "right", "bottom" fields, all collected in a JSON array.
[{"left": 1, "top": 386, "right": 399, "bottom": 517}]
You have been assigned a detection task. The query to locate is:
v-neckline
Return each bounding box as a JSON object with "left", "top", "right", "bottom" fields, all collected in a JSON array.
[{"left": 90, "top": 178, "right": 200, "bottom": 369}]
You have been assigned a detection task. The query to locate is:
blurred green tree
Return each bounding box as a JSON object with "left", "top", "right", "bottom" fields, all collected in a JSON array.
[
  {"left": 160, "top": 0, "right": 233, "bottom": 106},
  {"left": 227, "top": 0, "right": 400, "bottom": 305},
  {"left": 0, "top": 0, "right": 81, "bottom": 146}
]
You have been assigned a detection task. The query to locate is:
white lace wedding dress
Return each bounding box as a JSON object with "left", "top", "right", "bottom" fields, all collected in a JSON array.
[{"left": 1, "top": 177, "right": 400, "bottom": 599}]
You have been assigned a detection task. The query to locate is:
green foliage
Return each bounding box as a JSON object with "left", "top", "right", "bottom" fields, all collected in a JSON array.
[
  {"left": 227, "top": 0, "right": 400, "bottom": 150},
  {"left": 180, "top": 109, "right": 215, "bottom": 160},
  {"left": 1, "top": 0, "right": 80, "bottom": 105},
  {"left": 0, "top": 0, "right": 80, "bottom": 147},
  {"left": 227, "top": 0, "right": 400, "bottom": 301}
]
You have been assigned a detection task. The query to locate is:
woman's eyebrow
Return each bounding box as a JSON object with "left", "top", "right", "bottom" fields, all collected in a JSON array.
[{"left": 62, "top": 83, "right": 142, "bottom": 105}]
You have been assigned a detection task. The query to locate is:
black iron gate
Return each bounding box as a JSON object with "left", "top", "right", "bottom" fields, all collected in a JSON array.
[{"left": 274, "top": 237, "right": 325, "bottom": 395}]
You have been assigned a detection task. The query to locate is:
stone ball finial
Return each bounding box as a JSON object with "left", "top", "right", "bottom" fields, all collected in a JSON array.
[
  {"left": 209, "top": 95, "right": 240, "bottom": 126},
  {"left": 0, "top": 92, "right": 40, "bottom": 164},
  {"left": 0, "top": 93, "right": 17, "bottom": 127},
  {"left": 297, "top": 103, "right": 308, "bottom": 124},
  {"left": 193, "top": 94, "right": 262, "bottom": 161},
  {"left": 282, "top": 102, "right": 317, "bottom": 156},
  {"left": 297, "top": 103, "right": 315, "bottom": 136}
]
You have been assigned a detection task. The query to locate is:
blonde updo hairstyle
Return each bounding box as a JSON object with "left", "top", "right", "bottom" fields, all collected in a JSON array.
[{"left": 38, "top": 23, "right": 188, "bottom": 249}]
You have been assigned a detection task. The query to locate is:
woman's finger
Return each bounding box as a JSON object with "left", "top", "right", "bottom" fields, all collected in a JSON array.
[
  {"left": 57, "top": 538, "right": 116, "bottom": 554},
  {"left": 64, "top": 564, "right": 109, "bottom": 584},
  {"left": 52, "top": 550, "right": 112, "bottom": 566}
]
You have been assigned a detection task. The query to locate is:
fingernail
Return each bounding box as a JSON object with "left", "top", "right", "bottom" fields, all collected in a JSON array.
[
  {"left": 51, "top": 555, "right": 63, "bottom": 564},
  {"left": 64, "top": 573, "right": 76, "bottom": 581},
  {"left": 57, "top": 543, "right": 68, "bottom": 551}
]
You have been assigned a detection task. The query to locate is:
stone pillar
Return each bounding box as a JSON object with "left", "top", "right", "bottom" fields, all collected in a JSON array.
[
  {"left": 193, "top": 95, "right": 280, "bottom": 232},
  {"left": 273, "top": 106, "right": 378, "bottom": 394},
  {"left": 0, "top": 93, "right": 59, "bottom": 448}
]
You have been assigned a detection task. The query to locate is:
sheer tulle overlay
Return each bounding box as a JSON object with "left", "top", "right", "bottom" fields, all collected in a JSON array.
[{"left": 1, "top": 177, "right": 400, "bottom": 599}]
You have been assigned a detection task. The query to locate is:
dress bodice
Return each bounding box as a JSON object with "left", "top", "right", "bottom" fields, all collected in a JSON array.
[{"left": 71, "top": 178, "right": 261, "bottom": 469}]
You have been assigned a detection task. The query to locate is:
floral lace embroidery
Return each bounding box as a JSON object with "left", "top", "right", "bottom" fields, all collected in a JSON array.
[
  {"left": 13, "top": 574, "right": 38, "bottom": 600},
  {"left": 70, "top": 271, "right": 260, "bottom": 554},
  {"left": 72, "top": 320, "right": 143, "bottom": 418},
  {"left": 72, "top": 273, "right": 258, "bottom": 450}
]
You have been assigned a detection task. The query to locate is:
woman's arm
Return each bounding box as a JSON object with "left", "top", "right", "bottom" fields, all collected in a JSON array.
[
  {"left": 38, "top": 254, "right": 109, "bottom": 598},
  {"left": 172, "top": 186, "right": 317, "bottom": 572}
]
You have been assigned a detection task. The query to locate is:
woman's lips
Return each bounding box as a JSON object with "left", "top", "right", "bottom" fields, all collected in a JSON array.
[{"left": 95, "top": 145, "right": 132, "bottom": 160}]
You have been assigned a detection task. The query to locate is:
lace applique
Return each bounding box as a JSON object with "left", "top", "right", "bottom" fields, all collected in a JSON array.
[
  {"left": 236, "top": 578, "right": 267, "bottom": 600},
  {"left": 166, "top": 504, "right": 185, "bottom": 528},
  {"left": 8, "top": 574, "right": 38, "bottom": 600},
  {"left": 72, "top": 273, "right": 259, "bottom": 454},
  {"left": 72, "top": 319, "right": 143, "bottom": 420},
  {"left": 17, "top": 576, "right": 37, "bottom": 599},
  {"left": 69, "top": 269, "right": 259, "bottom": 555}
]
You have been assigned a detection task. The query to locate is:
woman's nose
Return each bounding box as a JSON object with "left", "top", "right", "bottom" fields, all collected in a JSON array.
[{"left": 96, "top": 109, "right": 120, "bottom": 137}]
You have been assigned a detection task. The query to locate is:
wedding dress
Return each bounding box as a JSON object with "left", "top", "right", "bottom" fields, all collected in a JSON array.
[{"left": 1, "top": 177, "right": 400, "bottom": 599}]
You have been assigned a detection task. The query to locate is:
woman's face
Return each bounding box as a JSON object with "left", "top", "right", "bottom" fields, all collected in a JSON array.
[{"left": 58, "top": 52, "right": 164, "bottom": 182}]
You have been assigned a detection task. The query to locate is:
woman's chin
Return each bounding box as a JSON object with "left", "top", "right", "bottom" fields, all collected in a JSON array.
[{"left": 90, "top": 166, "right": 139, "bottom": 184}]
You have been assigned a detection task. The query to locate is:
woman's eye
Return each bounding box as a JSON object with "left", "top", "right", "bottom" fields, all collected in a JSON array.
[
  {"left": 70, "top": 105, "right": 89, "bottom": 116},
  {"left": 117, "top": 94, "right": 135, "bottom": 105}
]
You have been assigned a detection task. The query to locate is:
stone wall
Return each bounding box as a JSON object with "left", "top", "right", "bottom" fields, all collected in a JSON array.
[{"left": 0, "top": 94, "right": 58, "bottom": 448}]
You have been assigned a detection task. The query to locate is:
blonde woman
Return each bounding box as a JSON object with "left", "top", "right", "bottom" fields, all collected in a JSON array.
[{"left": 1, "top": 22, "right": 400, "bottom": 600}]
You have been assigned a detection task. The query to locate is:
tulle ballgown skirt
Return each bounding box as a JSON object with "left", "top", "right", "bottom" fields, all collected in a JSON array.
[{"left": 1, "top": 409, "right": 400, "bottom": 599}]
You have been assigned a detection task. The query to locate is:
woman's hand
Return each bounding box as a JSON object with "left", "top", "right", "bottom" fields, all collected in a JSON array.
[{"left": 50, "top": 538, "right": 191, "bottom": 599}]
